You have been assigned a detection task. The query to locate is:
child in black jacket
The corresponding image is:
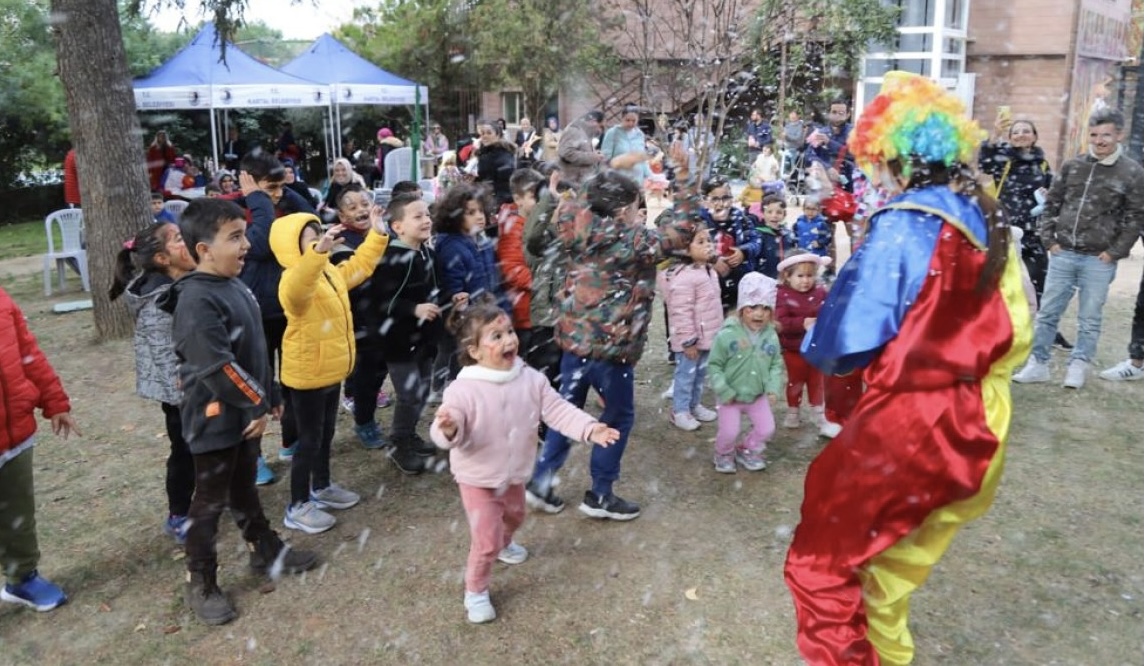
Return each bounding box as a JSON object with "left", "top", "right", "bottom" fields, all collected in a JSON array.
[{"left": 360, "top": 194, "right": 457, "bottom": 474}]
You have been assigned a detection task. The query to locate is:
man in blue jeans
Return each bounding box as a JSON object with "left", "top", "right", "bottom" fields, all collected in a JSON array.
[
  {"left": 524, "top": 170, "right": 694, "bottom": 521},
  {"left": 1013, "top": 108, "right": 1144, "bottom": 389}
]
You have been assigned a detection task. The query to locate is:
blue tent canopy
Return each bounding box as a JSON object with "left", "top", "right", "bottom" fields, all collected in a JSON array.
[
  {"left": 281, "top": 33, "right": 428, "bottom": 106},
  {"left": 133, "top": 23, "right": 329, "bottom": 110}
]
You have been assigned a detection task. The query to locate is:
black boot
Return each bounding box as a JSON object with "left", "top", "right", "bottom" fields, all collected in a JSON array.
[
  {"left": 409, "top": 433, "right": 438, "bottom": 457},
  {"left": 388, "top": 436, "right": 426, "bottom": 475},
  {"left": 1054, "top": 332, "right": 1074, "bottom": 350},
  {"left": 248, "top": 532, "right": 319, "bottom": 577},
  {"left": 185, "top": 568, "right": 237, "bottom": 626}
]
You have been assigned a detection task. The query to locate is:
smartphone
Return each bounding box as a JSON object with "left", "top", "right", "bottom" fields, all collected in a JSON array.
[{"left": 996, "top": 106, "right": 1012, "bottom": 125}]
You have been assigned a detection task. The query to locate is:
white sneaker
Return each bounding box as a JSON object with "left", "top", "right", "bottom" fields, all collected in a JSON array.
[
  {"left": 497, "top": 541, "right": 529, "bottom": 565},
  {"left": 1012, "top": 357, "right": 1051, "bottom": 384},
  {"left": 660, "top": 383, "right": 674, "bottom": 400},
  {"left": 1099, "top": 359, "right": 1144, "bottom": 381},
  {"left": 782, "top": 410, "right": 801, "bottom": 429},
  {"left": 310, "top": 483, "right": 360, "bottom": 510},
  {"left": 1062, "top": 360, "right": 1088, "bottom": 389},
  {"left": 819, "top": 421, "right": 843, "bottom": 439},
  {"left": 283, "top": 501, "right": 336, "bottom": 535},
  {"left": 670, "top": 411, "right": 700, "bottom": 431},
  {"left": 464, "top": 590, "right": 496, "bottom": 624},
  {"left": 811, "top": 407, "right": 826, "bottom": 426},
  {"left": 691, "top": 405, "right": 717, "bottom": 422},
  {"left": 426, "top": 390, "right": 443, "bottom": 406}
]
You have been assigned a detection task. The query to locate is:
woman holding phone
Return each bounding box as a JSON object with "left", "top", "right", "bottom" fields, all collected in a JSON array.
[{"left": 978, "top": 110, "right": 1071, "bottom": 348}]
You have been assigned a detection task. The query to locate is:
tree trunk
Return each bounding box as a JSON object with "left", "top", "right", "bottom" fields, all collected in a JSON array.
[{"left": 52, "top": 0, "right": 152, "bottom": 340}]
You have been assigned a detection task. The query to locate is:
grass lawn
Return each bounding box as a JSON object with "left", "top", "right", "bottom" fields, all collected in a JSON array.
[{"left": 0, "top": 219, "right": 50, "bottom": 260}]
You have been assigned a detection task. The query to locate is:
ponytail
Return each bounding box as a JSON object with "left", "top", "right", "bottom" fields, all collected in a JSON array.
[
  {"left": 108, "top": 246, "right": 136, "bottom": 301},
  {"left": 952, "top": 164, "right": 1010, "bottom": 293},
  {"left": 107, "top": 223, "right": 174, "bottom": 301}
]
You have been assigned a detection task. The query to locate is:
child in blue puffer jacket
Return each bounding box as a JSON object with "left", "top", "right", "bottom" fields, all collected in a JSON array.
[{"left": 431, "top": 185, "right": 509, "bottom": 398}]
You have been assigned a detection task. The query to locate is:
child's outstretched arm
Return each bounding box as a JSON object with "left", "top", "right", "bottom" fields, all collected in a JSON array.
[
  {"left": 430, "top": 404, "right": 468, "bottom": 450},
  {"left": 764, "top": 329, "right": 787, "bottom": 401},
  {"left": 279, "top": 223, "right": 345, "bottom": 317},
  {"left": 707, "top": 331, "right": 735, "bottom": 404},
  {"left": 239, "top": 172, "right": 275, "bottom": 262},
  {"left": 333, "top": 207, "right": 390, "bottom": 289},
  {"left": 538, "top": 379, "right": 617, "bottom": 446},
  {"left": 7, "top": 292, "right": 78, "bottom": 435}
]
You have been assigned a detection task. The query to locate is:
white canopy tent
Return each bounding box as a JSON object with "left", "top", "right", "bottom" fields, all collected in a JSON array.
[
  {"left": 133, "top": 23, "right": 333, "bottom": 169},
  {"left": 281, "top": 34, "right": 430, "bottom": 163}
]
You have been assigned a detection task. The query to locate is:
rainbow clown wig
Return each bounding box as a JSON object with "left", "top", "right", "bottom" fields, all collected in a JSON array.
[{"left": 848, "top": 71, "right": 985, "bottom": 177}]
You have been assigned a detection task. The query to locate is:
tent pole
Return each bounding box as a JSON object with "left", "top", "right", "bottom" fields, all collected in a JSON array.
[
  {"left": 210, "top": 108, "right": 220, "bottom": 175},
  {"left": 335, "top": 96, "right": 344, "bottom": 159}
]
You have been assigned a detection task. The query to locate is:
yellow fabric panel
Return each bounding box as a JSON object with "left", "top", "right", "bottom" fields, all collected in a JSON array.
[{"left": 859, "top": 244, "right": 1032, "bottom": 664}]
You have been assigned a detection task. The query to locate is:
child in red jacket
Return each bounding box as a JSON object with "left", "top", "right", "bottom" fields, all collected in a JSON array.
[
  {"left": 496, "top": 168, "right": 545, "bottom": 354},
  {"left": 775, "top": 252, "right": 831, "bottom": 430},
  {"left": 0, "top": 286, "right": 80, "bottom": 612}
]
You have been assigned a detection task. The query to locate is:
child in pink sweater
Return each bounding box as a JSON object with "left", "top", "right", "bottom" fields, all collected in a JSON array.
[
  {"left": 658, "top": 226, "right": 722, "bottom": 431},
  {"left": 430, "top": 297, "right": 619, "bottom": 625}
]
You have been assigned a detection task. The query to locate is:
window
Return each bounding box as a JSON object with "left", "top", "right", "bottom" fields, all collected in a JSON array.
[
  {"left": 941, "top": 59, "right": 963, "bottom": 78},
  {"left": 865, "top": 57, "right": 931, "bottom": 77},
  {"left": 894, "top": 32, "right": 934, "bottom": 53},
  {"left": 890, "top": 0, "right": 936, "bottom": 28},
  {"left": 945, "top": 0, "right": 966, "bottom": 29},
  {"left": 501, "top": 92, "right": 523, "bottom": 125}
]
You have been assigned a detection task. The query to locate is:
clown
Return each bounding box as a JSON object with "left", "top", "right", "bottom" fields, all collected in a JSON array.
[{"left": 783, "top": 72, "right": 1032, "bottom": 665}]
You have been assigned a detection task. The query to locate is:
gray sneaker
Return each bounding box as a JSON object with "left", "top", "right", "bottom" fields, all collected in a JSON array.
[
  {"left": 283, "top": 501, "right": 336, "bottom": 535},
  {"left": 713, "top": 454, "right": 736, "bottom": 474},
  {"left": 310, "top": 483, "right": 360, "bottom": 511},
  {"left": 1062, "top": 360, "right": 1088, "bottom": 389},
  {"left": 1012, "top": 357, "right": 1050, "bottom": 384},
  {"left": 497, "top": 541, "right": 529, "bottom": 565}
]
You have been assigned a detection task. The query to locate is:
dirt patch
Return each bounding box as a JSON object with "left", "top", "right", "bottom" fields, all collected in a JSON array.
[{"left": 0, "top": 246, "right": 1140, "bottom": 665}]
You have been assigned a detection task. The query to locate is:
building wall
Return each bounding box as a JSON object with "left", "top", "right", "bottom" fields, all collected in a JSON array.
[
  {"left": 968, "top": 0, "right": 1142, "bottom": 168},
  {"left": 966, "top": 0, "right": 1077, "bottom": 168}
]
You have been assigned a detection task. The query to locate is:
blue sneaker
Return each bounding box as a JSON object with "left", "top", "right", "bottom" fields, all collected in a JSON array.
[
  {"left": 353, "top": 422, "right": 387, "bottom": 450},
  {"left": 164, "top": 514, "right": 190, "bottom": 545},
  {"left": 1, "top": 571, "right": 67, "bottom": 612},
  {"left": 255, "top": 456, "right": 275, "bottom": 486},
  {"left": 278, "top": 443, "right": 297, "bottom": 462}
]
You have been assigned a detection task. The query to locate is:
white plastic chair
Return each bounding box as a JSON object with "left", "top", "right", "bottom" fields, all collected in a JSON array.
[
  {"left": 382, "top": 147, "right": 413, "bottom": 190},
  {"left": 418, "top": 179, "right": 436, "bottom": 204},
  {"left": 43, "top": 209, "right": 90, "bottom": 296},
  {"left": 163, "top": 199, "right": 189, "bottom": 220}
]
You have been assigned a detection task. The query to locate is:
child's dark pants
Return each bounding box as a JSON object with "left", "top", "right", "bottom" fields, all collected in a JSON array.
[
  {"left": 0, "top": 446, "right": 40, "bottom": 583},
  {"left": 185, "top": 438, "right": 275, "bottom": 574},
  {"left": 162, "top": 402, "right": 195, "bottom": 517}
]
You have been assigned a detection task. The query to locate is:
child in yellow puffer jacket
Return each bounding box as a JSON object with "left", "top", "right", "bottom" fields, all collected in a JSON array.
[{"left": 269, "top": 211, "right": 389, "bottom": 535}]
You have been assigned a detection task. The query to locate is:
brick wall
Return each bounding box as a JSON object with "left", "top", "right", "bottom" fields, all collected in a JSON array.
[{"left": 967, "top": 57, "right": 1072, "bottom": 168}]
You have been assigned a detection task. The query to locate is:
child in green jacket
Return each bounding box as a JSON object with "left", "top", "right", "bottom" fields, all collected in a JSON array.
[{"left": 707, "top": 272, "right": 785, "bottom": 473}]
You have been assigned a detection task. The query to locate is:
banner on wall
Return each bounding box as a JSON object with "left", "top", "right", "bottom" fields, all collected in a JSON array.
[{"left": 1067, "top": 0, "right": 1133, "bottom": 157}]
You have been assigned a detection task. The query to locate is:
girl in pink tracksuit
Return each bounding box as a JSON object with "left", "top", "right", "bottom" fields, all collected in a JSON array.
[{"left": 430, "top": 298, "right": 619, "bottom": 625}]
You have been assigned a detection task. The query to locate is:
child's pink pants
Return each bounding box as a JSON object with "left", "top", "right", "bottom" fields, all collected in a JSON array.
[
  {"left": 458, "top": 482, "right": 525, "bottom": 594},
  {"left": 715, "top": 396, "right": 775, "bottom": 456}
]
